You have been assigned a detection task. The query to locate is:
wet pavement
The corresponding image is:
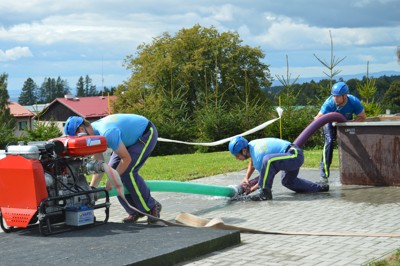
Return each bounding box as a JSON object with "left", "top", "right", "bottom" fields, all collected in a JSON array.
[
  {"left": 144, "top": 168, "right": 400, "bottom": 266},
  {"left": 2, "top": 168, "right": 400, "bottom": 265}
]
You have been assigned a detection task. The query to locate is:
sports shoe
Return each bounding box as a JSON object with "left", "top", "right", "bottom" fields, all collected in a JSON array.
[
  {"left": 250, "top": 188, "right": 273, "bottom": 201},
  {"left": 122, "top": 213, "right": 144, "bottom": 223},
  {"left": 318, "top": 183, "right": 330, "bottom": 192},
  {"left": 147, "top": 201, "right": 162, "bottom": 224},
  {"left": 319, "top": 176, "right": 329, "bottom": 185}
]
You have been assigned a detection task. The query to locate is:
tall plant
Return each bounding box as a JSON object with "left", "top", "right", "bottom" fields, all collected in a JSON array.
[
  {"left": 314, "top": 30, "right": 346, "bottom": 94},
  {"left": 0, "top": 73, "right": 17, "bottom": 148},
  {"left": 357, "top": 62, "right": 382, "bottom": 117}
]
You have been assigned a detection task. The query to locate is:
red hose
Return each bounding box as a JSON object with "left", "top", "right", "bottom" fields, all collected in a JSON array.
[{"left": 293, "top": 112, "right": 346, "bottom": 147}]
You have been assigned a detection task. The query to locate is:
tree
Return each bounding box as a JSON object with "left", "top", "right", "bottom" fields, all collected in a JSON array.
[
  {"left": 76, "top": 76, "right": 85, "bottom": 97},
  {"left": 101, "top": 86, "right": 116, "bottom": 96},
  {"left": 115, "top": 25, "right": 273, "bottom": 154},
  {"left": 356, "top": 62, "right": 382, "bottom": 117},
  {"left": 25, "top": 120, "right": 61, "bottom": 141},
  {"left": 121, "top": 25, "right": 271, "bottom": 111},
  {"left": 382, "top": 80, "right": 400, "bottom": 113},
  {"left": 18, "top": 78, "right": 38, "bottom": 105},
  {"left": 0, "top": 73, "right": 17, "bottom": 148},
  {"left": 76, "top": 75, "right": 97, "bottom": 97},
  {"left": 38, "top": 77, "right": 70, "bottom": 103},
  {"left": 55, "top": 77, "right": 69, "bottom": 98},
  {"left": 85, "top": 75, "right": 97, "bottom": 96},
  {"left": 314, "top": 30, "right": 346, "bottom": 92}
]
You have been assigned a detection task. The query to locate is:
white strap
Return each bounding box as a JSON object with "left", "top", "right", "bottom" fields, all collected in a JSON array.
[{"left": 157, "top": 107, "right": 283, "bottom": 146}]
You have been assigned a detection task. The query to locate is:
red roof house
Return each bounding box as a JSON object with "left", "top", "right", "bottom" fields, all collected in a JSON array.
[
  {"left": 38, "top": 95, "right": 117, "bottom": 133},
  {"left": 40, "top": 95, "right": 116, "bottom": 121},
  {"left": 8, "top": 102, "right": 35, "bottom": 137}
]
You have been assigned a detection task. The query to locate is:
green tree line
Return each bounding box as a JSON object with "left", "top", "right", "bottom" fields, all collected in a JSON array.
[
  {"left": 2, "top": 25, "right": 400, "bottom": 153},
  {"left": 112, "top": 25, "right": 400, "bottom": 155},
  {"left": 18, "top": 75, "right": 116, "bottom": 105}
]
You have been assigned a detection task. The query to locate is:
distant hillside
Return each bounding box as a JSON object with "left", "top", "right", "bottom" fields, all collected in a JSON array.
[
  {"left": 271, "top": 70, "right": 400, "bottom": 86},
  {"left": 7, "top": 71, "right": 400, "bottom": 102}
]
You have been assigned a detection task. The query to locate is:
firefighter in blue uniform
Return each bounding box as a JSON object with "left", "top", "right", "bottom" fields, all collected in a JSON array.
[
  {"left": 314, "top": 82, "right": 366, "bottom": 184},
  {"left": 229, "top": 136, "right": 329, "bottom": 201}
]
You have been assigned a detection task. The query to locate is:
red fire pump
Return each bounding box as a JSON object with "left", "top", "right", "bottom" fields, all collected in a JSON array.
[{"left": 0, "top": 135, "right": 110, "bottom": 235}]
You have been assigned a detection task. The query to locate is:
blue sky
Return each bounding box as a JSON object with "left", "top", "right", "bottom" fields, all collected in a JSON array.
[{"left": 1, "top": 0, "right": 399, "bottom": 99}]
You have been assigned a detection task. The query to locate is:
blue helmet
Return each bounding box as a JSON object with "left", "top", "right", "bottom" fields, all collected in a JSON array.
[
  {"left": 228, "top": 136, "right": 248, "bottom": 155},
  {"left": 64, "top": 116, "right": 83, "bottom": 136},
  {"left": 331, "top": 82, "right": 349, "bottom": 96}
]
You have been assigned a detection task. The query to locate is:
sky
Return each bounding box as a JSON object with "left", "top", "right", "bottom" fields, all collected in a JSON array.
[{"left": 1, "top": 0, "right": 400, "bottom": 100}]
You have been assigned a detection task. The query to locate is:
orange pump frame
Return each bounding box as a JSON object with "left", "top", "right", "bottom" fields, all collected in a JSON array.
[
  {"left": 0, "top": 135, "right": 108, "bottom": 229},
  {"left": 0, "top": 155, "right": 48, "bottom": 228}
]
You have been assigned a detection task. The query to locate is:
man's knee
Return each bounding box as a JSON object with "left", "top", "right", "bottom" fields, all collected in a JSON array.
[{"left": 281, "top": 176, "right": 293, "bottom": 187}]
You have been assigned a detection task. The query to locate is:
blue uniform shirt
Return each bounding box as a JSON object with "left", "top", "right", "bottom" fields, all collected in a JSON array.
[
  {"left": 91, "top": 114, "right": 149, "bottom": 150},
  {"left": 320, "top": 94, "right": 364, "bottom": 121},
  {"left": 249, "top": 138, "right": 291, "bottom": 172}
]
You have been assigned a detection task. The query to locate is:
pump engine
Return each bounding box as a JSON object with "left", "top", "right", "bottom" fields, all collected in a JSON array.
[{"left": 0, "top": 135, "right": 110, "bottom": 235}]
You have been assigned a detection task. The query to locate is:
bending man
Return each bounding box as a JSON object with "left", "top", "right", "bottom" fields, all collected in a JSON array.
[
  {"left": 64, "top": 114, "right": 161, "bottom": 224},
  {"left": 229, "top": 136, "right": 329, "bottom": 201}
]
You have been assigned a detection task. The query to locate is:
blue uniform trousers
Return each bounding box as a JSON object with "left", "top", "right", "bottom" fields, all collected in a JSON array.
[
  {"left": 109, "top": 122, "right": 158, "bottom": 214},
  {"left": 258, "top": 145, "right": 322, "bottom": 193},
  {"left": 320, "top": 122, "right": 337, "bottom": 178}
]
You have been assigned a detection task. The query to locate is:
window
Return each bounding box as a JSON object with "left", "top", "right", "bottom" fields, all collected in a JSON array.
[{"left": 18, "top": 121, "right": 28, "bottom": 131}]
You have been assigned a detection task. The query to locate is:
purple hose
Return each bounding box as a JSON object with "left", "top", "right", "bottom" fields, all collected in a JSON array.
[{"left": 293, "top": 112, "right": 346, "bottom": 147}]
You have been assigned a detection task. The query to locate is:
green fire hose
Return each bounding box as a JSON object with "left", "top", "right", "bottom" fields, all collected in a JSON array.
[{"left": 101, "top": 180, "right": 240, "bottom": 198}]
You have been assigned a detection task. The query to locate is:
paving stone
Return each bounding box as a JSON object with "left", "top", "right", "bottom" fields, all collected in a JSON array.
[{"left": 2, "top": 168, "right": 399, "bottom": 265}]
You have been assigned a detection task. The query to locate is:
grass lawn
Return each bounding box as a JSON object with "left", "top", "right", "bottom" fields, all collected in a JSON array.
[
  {"left": 139, "top": 149, "right": 339, "bottom": 181},
  {"left": 90, "top": 149, "right": 338, "bottom": 184}
]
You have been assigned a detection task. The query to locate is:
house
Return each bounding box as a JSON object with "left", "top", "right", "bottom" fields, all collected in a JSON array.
[
  {"left": 8, "top": 102, "right": 35, "bottom": 137},
  {"left": 24, "top": 104, "right": 48, "bottom": 115},
  {"left": 38, "top": 95, "right": 117, "bottom": 133}
]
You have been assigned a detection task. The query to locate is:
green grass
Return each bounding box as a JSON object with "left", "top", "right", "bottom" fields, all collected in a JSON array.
[
  {"left": 367, "top": 249, "right": 400, "bottom": 266},
  {"left": 139, "top": 149, "right": 339, "bottom": 181},
  {"left": 91, "top": 149, "right": 339, "bottom": 185},
  {"left": 140, "top": 151, "right": 248, "bottom": 181},
  {"left": 303, "top": 149, "right": 339, "bottom": 169}
]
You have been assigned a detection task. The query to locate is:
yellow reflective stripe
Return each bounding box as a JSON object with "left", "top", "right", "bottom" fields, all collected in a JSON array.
[
  {"left": 262, "top": 148, "right": 298, "bottom": 188},
  {"left": 322, "top": 144, "right": 328, "bottom": 176},
  {"left": 129, "top": 127, "right": 154, "bottom": 212}
]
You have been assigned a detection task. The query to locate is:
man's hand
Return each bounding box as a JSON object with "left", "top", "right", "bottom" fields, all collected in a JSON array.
[
  {"left": 105, "top": 180, "right": 113, "bottom": 191},
  {"left": 249, "top": 184, "right": 259, "bottom": 194},
  {"left": 240, "top": 178, "right": 249, "bottom": 185}
]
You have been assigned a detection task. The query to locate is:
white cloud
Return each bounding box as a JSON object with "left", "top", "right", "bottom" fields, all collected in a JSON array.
[
  {"left": 0, "top": 14, "right": 157, "bottom": 44},
  {"left": 210, "top": 4, "right": 235, "bottom": 22},
  {"left": 0, "top": 11, "right": 213, "bottom": 46},
  {"left": 254, "top": 13, "right": 400, "bottom": 52},
  {"left": 353, "top": 0, "right": 398, "bottom": 8},
  {"left": 358, "top": 54, "right": 376, "bottom": 62},
  {"left": 0, "top": 46, "right": 32, "bottom": 62},
  {"left": 1, "top": 0, "right": 399, "bottom": 94}
]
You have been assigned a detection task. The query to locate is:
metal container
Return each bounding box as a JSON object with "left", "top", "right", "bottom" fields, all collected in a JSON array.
[
  {"left": 6, "top": 145, "right": 40, "bottom": 160},
  {"left": 336, "top": 119, "right": 400, "bottom": 186}
]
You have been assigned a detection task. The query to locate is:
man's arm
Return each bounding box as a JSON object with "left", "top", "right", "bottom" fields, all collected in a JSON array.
[
  {"left": 90, "top": 152, "right": 106, "bottom": 187},
  {"left": 314, "top": 111, "right": 324, "bottom": 120},
  {"left": 89, "top": 143, "right": 132, "bottom": 189},
  {"left": 353, "top": 110, "right": 366, "bottom": 122},
  {"left": 242, "top": 158, "right": 255, "bottom": 184},
  {"left": 111, "top": 143, "right": 132, "bottom": 176}
]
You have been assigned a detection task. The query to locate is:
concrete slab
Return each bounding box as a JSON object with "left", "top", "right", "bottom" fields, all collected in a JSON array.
[{"left": 0, "top": 222, "right": 240, "bottom": 266}]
